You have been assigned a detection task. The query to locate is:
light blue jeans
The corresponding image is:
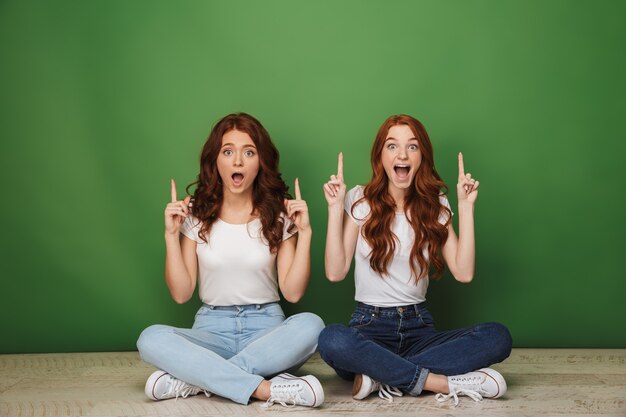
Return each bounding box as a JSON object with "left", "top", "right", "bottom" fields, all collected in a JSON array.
[{"left": 137, "top": 302, "right": 325, "bottom": 405}]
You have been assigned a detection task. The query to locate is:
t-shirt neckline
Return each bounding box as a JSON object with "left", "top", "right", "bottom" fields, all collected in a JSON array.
[{"left": 217, "top": 217, "right": 260, "bottom": 226}]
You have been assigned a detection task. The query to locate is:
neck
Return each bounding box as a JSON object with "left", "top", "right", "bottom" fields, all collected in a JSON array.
[
  {"left": 221, "top": 188, "right": 254, "bottom": 215},
  {"left": 387, "top": 183, "right": 406, "bottom": 211}
]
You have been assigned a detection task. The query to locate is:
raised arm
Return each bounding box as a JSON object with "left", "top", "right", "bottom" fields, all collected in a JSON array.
[
  {"left": 164, "top": 179, "right": 198, "bottom": 303},
  {"left": 277, "top": 178, "right": 312, "bottom": 303},
  {"left": 442, "top": 153, "right": 480, "bottom": 283},
  {"left": 323, "top": 153, "right": 359, "bottom": 282}
]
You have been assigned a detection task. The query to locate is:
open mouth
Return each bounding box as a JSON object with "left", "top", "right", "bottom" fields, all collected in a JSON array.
[
  {"left": 393, "top": 165, "right": 410, "bottom": 180},
  {"left": 231, "top": 172, "right": 244, "bottom": 186}
]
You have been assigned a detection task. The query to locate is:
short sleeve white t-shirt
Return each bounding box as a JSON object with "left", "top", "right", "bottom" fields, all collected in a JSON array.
[
  {"left": 180, "top": 214, "right": 296, "bottom": 306},
  {"left": 345, "top": 185, "right": 452, "bottom": 307}
]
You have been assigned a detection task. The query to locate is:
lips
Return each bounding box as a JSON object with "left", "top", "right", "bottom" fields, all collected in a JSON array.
[
  {"left": 231, "top": 172, "right": 244, "bottom": 186},
  {"left": 393, "top": 165, "right": 410, "bottom": 180}
]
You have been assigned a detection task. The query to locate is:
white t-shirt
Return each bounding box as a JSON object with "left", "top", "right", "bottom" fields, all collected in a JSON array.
[
  {"left": 345, "top": 185, "right": 452, "bottom": 307},
  {"left": 180, "top": 214, "right": 296, "bottom": 306}
]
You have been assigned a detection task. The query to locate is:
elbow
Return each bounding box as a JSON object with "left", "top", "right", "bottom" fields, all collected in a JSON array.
[
  {"left": 325, "top": 271, "right": 346, "bottom": 282},
  {"left": 171, "top": 292, "right": 192, "bottom": 304},
  {"left": 454, "top": 271, "right": 474, "bottom": 283},
  {"left": 284, "top": 291, "right": 304, "bottom": 304}
]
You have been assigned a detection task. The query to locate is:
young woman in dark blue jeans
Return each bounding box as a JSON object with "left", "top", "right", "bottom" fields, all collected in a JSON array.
[{"left": 319, "top": 115, "right": 512, "bottom": 405}]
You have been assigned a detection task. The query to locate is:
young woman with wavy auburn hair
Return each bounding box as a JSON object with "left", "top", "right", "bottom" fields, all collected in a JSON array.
[
  {"left": 137, "top": 113, "right": 325, "bottom": 408},
  {"left": 318, "top": 114, "right": 512, "bottom": 406}
]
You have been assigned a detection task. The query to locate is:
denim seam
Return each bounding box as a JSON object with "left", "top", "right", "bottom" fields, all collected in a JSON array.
[
  {"left": 238, "top": 374, "right": 265, "bottom": 405},
  {"left": 408, "top": 366, "right": 430, "bottom": 396},
  {"left": 397, "top": 315, "right": 404, "bottom": 352}
]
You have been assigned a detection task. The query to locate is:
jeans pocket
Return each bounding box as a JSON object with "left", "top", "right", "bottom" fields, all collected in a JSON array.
[
  {"left": 349, "top": 312, "right": 374, "bottom": 328},
  {"left": 194, "top": 306, "right": 211, "bottom": 320},
  {"left": 255, "top": 303, "right": 285, "bottom": 320},
  {"left": 193, "top": 309, "right": 234, "bottom": 332},
  {"left": 419, "top": 310, "right": 435, "bottom": 328}
]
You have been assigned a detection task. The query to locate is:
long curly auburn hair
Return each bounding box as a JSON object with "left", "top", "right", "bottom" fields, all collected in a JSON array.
[
  {"left": 186, "top": 113, "right": 291, "bottom": 253},
  {"left": 353, "top": 114, "right": 451, "bottom": 282}
]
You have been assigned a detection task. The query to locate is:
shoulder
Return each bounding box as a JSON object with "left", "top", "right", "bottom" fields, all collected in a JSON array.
[
  {"left": 345, "top": 185, "right": 369, "bottom": 224},
  {"left": 185, "top": 214, "right": 203, "bottom": 228},
  {"left": 346, "top": 185, "right": 365, "bottom": 203},
  {"left": 181, "top": 214, "right": 203, "bottom": 242},
  {"left": 438, "top": 193, "right": 451, "bottom": 208},
  {"left": 279, "top": 212, "right": 297, "bottom": 241},
  {"left": 438, "top": 193, "right": 453, "bottom": 224}
]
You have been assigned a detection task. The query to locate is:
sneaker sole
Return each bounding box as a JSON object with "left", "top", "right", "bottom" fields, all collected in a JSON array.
[
  {"left": 352, "top": 374, "right": 366, "bottom": 399},
  {"left": 145, "top": 370, "right": 168, "bottom": 401},
  {"left": 280, "top": 373, "right": 325, "bottom": 407},
  {"left": 352, "top": 374, "right": 363, "bottom": 400},
  {"left": 353, "top": 374, "right": 380, "bottom": 400},
  {"left": 477, "top": 368, "right": 507, "bottom": 399}
]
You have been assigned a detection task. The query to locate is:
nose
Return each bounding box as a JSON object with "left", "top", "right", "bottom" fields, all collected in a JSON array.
[
  {"left": 398, "top": 148, "right": 408, "bottom": 160},
  {"left": 234, "top": 151, "right": 243, "bottom": 166}
]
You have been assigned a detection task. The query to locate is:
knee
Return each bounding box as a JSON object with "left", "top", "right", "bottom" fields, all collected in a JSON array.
[
  {"left": 482, "top": 322, "right": 513, "bottom": 361},
  {"left": 298, "top": 312, "right": 326, "bottom": 335},
  {"left": 136, "top": 324, "right": 171, "bottom": 355},
  {"left": 283, "top": 313, "right": 325, "bottom": 352},
  {"left": 318, "top": 324, "right": 355, "bottom": 362},
  {"left": 288, "top": 312, "right": 326, "bottom": 338}
]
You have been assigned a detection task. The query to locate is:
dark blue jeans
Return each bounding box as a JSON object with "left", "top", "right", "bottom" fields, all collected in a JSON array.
[{"left": 318, "top": 302, "right": 512, "bottom": 395}]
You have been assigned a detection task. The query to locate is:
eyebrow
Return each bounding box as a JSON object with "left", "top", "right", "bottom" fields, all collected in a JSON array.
[
  {"left": 221, "top": 143, "right": 257, "bottom": 149},
  {"left": 385, "top": 137, "right": 418, "bottom": 142}
]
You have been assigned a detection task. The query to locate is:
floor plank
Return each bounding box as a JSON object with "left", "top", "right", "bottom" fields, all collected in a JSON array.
[{"left": 1, "top": 349, "right": 624, "bottom": 417}]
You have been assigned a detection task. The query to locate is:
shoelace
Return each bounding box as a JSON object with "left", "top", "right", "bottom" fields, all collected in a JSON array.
[
  {"left": 377, "top": 384, "right": 403, "bottom": 403},
  {"left": 435, "top": 389, "right": 483, "bottom": 406},
  {"left": 166, "top": 378, "right": 203, "bottom": 400},
  {"left": 262, "top": 383, "right": 304, "bottom": 408}
]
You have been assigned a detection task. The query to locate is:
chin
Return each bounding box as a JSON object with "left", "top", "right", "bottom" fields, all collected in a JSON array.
[
  {"left": 391, "top": 178, "right": 412, "bottom": 188},
  {"left": 225, "top": 184, "right": 244, "bottom": 194}
]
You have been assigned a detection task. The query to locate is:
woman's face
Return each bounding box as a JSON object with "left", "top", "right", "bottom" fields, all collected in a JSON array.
[
  {"left": 381, "top": 124, "right": 422, "bottom": 195},
  {"left": 216, "top": 129, "right": 260, "bottom": 197}
]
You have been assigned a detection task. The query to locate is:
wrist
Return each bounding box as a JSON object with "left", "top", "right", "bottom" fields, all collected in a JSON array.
[
  {"left": 328, "top": 204, "right": 345, "bottom": 216},
  {"left": 165, "top": 231, "right": 180, "bottom": 241},
  {"left": 457, "top": 201, "right": 475, "bottom": 213},
  {"left": 297, "top": 226, "right": 312, "bottom": 237}
]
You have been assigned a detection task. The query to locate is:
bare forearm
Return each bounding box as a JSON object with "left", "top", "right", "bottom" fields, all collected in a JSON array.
[
  {"left": 164, "top": 233, "right": 195, "bottom": 303},
  {"left": 454, "top": 202, "right": 476, "bottom": 281},
  {"left": 325, "top": 208, "right": 347, "bottom": 281},
  {"left": 281, "top": 228, "right": 312, "bottom": 302}
]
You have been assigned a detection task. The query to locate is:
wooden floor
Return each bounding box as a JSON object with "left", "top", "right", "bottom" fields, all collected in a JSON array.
[{"left": 0, "top": 349, "right": 624, "bottom": 417}]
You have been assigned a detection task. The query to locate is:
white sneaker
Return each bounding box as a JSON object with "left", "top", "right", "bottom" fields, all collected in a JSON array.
[
  {"left": 435, "top": 368, "right": 507, "bottom": 406},
  {"left": 145, "top": 370, "right": 211, "bottom": 401},
  {"left": 352, "top": 374, "right": 403, "bottom": 403},
  {"left": 263, "top": 373, "right": 324, "bottom": 408}
]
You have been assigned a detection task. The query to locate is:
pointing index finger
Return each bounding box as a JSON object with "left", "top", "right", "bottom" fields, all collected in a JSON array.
[
  {"left": 338, "top": 152, "right": 344, "bottom": 181},
  {"left": 171, "top": 179, "right": 178, "bottom": 203},
  {"left": 458, "top": 152, "right": 465, "bottom": 178},
  {"left": 295, "top": 178, "right": 302, "bottom": 200}
]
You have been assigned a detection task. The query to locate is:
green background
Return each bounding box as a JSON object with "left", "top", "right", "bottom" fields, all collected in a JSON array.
[{"left": 1, "top": 1, "right": 625, "bottom": 353}]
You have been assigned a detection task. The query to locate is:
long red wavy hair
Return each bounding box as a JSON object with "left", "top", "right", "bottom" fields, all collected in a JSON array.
[
  {"left": 186, "top": 113, "right": 292, "bottom": 253},
  {"left": 353, "top": 114, "right": 451, "bottom": 282}
]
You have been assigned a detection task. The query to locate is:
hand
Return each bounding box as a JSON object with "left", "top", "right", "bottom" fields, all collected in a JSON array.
[
  {"left": 165, "top": 179, "right": 191, "bottom": 235},
  {"left": 323, "top": 152, "right": 347, "bottom": 211},
  {"left": 284, "top": 178, "right": 311, "bottom": 232},
  {"left": 457, "top": 152, "right": 480, "bottom": 204}
]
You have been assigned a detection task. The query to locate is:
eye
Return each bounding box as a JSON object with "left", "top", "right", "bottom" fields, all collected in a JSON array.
[
  {"left": 244, "top": 149, "right": 256, "bottom": 157},
  {"left": 223, "top": 149, "right": 233, "bottom": 156},
  {"left": 408, "top": 144, "right": 419, "bottom": 151},
  {"left": 386, "top": 143, "right": 397, "bottom": 150}
]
